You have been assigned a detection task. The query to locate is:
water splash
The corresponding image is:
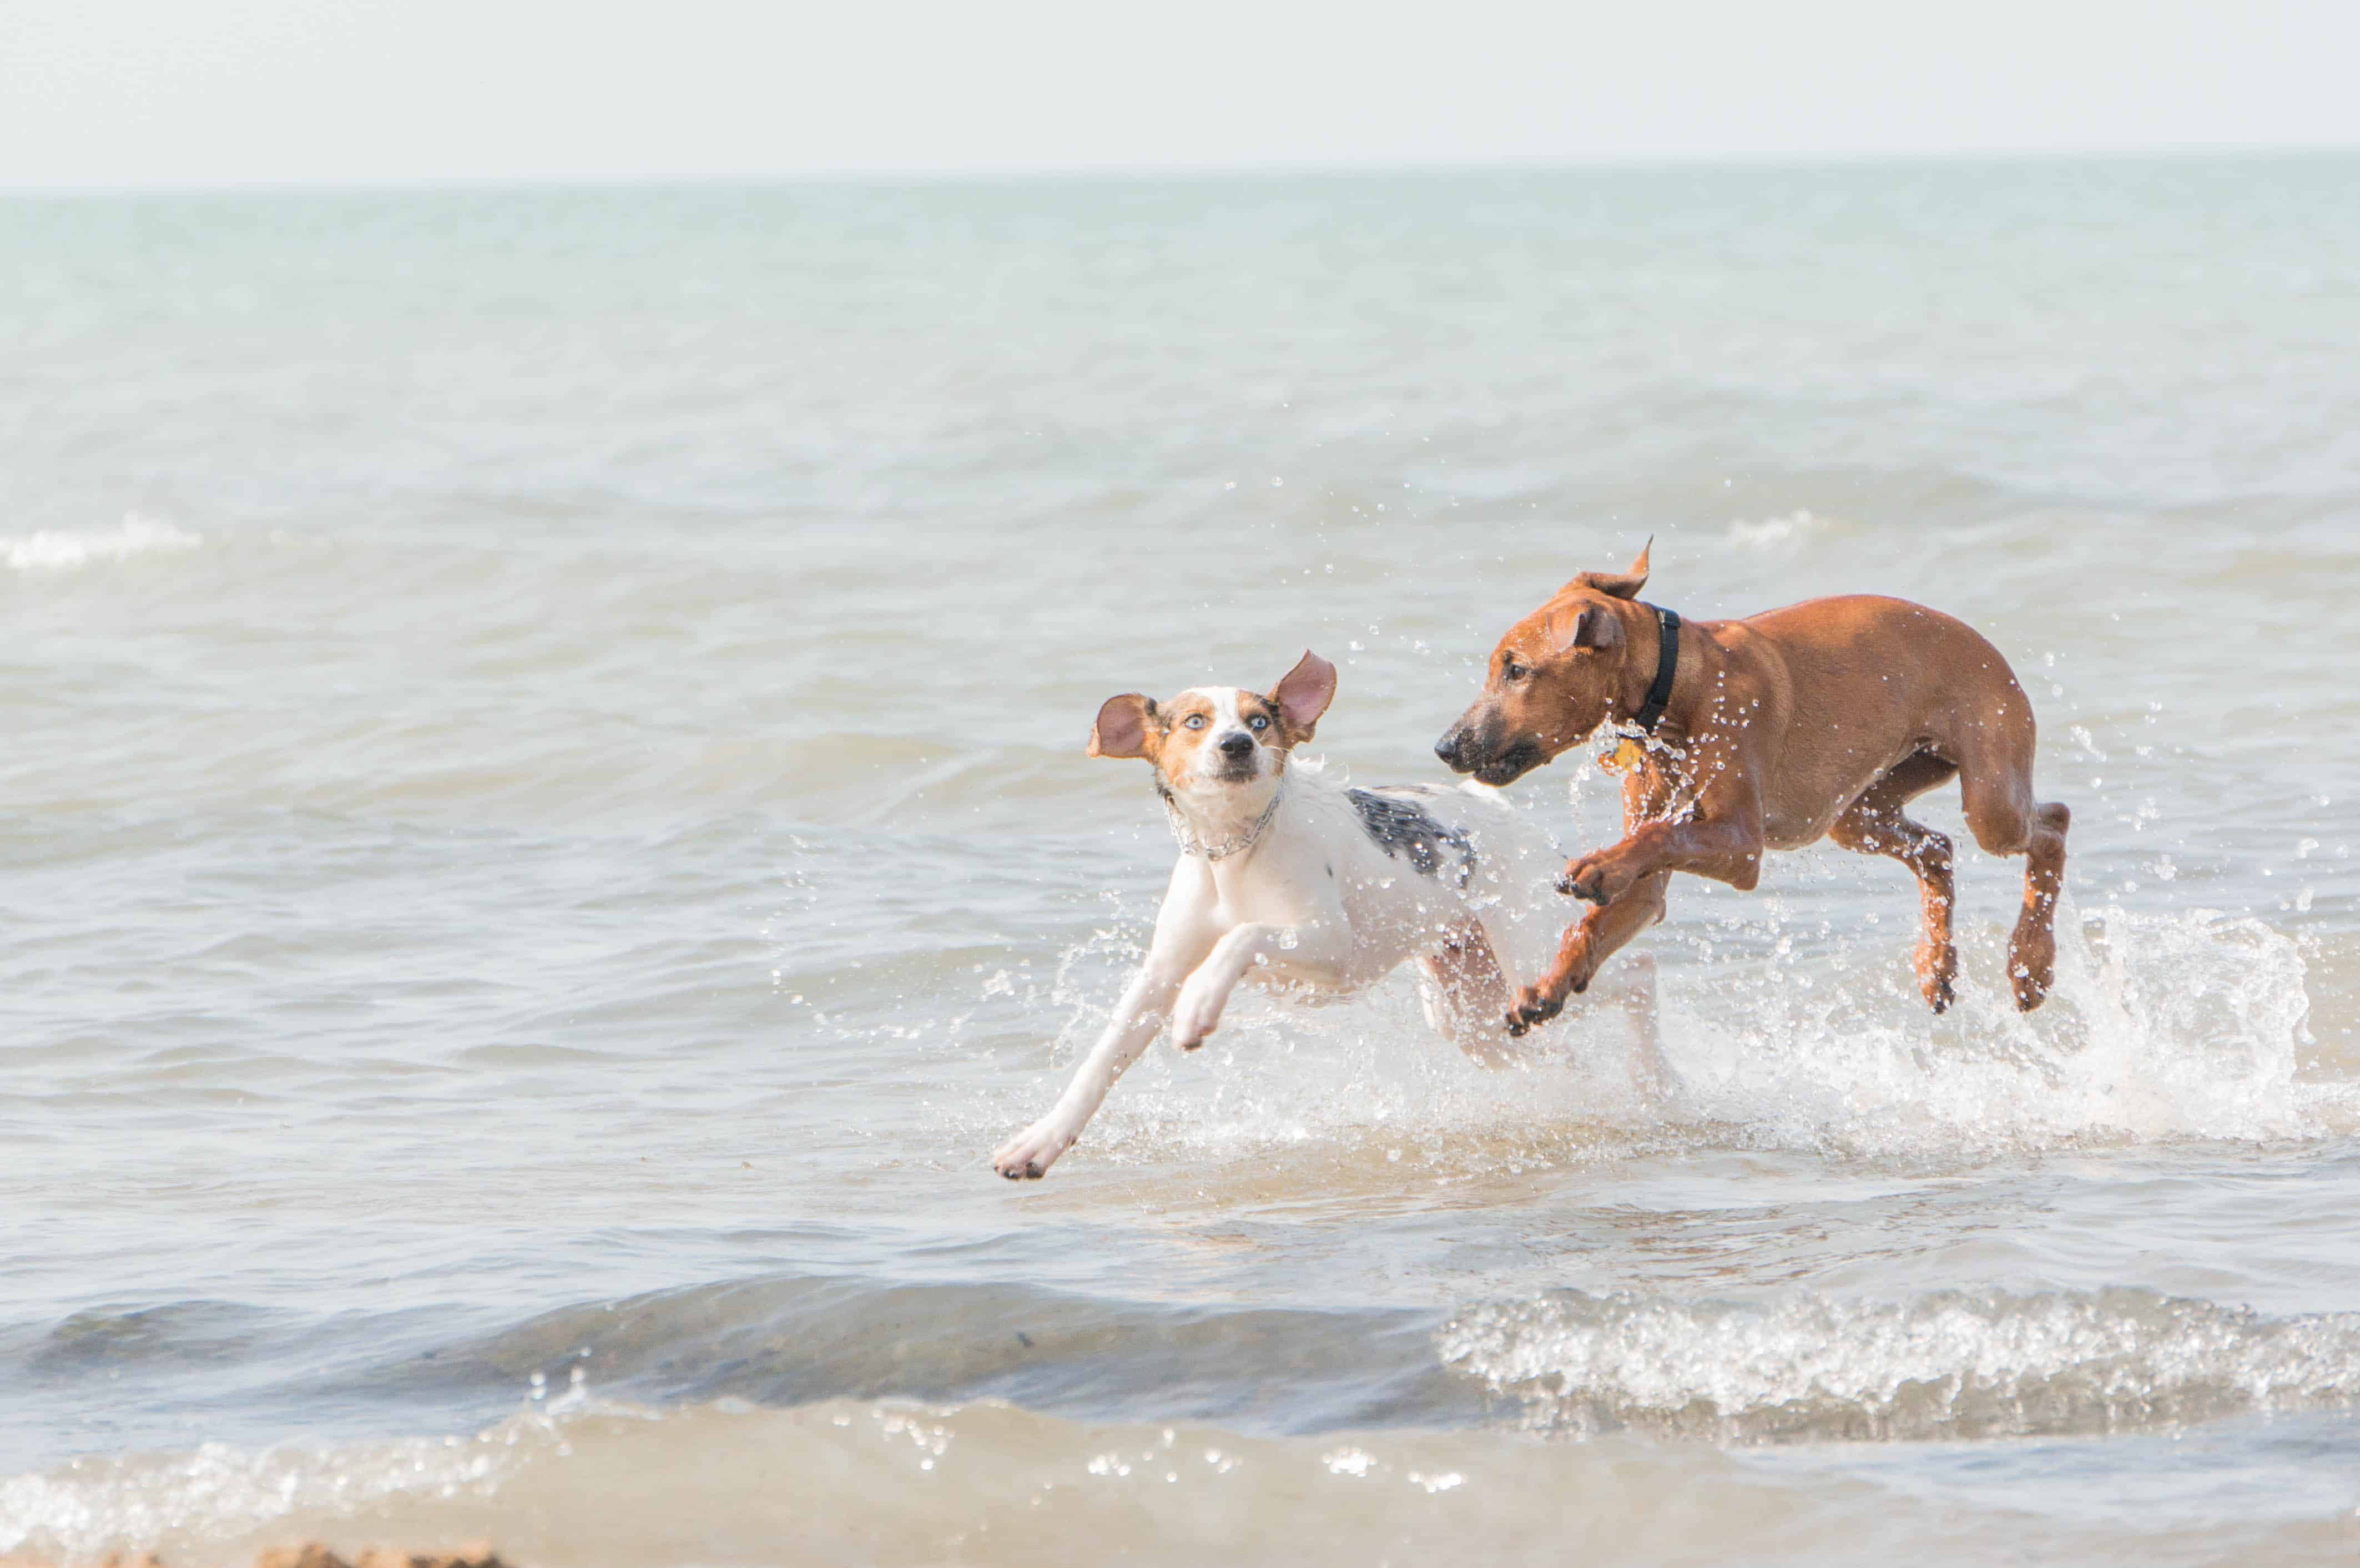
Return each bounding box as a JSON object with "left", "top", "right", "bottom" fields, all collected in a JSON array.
[
  {"left": 1011, "top": 894, "right": 2314, "bottom": 1171},
  {"left": 1664, "top": 901, "right": 2311, "bottom": 1158}
]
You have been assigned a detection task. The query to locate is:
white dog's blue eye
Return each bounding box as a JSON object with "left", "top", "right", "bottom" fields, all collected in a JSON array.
[
  {"left": 1184, "top": 714, "right": 1207, "bottom": 729},
  {"left": 1248, "top": 715, "right": 1268, "bottom": 730}
]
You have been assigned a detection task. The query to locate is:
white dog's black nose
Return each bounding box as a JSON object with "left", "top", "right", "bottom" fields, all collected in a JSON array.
[{"left": 1218, "top": 733, "right": 1255, "bottom": 760}]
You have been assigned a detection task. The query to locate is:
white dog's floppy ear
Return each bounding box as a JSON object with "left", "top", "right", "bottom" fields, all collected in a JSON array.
[
  {"left": 1269, "top": 650, "right": 1337, "bottom": 743},
  {"left": 1088, "top": 694, "right": 1159, "bottom": 759},
  {"left": 1557, "top": 603, "right": 1625, "bottom": 652}
]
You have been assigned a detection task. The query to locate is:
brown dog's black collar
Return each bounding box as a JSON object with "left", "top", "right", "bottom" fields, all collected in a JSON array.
[{"left": 1632, "top": 603, "right": 1681, "bottom": 732}]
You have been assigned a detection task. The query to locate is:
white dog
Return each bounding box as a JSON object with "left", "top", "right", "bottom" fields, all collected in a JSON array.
[{"left": 992, "top": 651, "right": 1579, "bottom": 1181}]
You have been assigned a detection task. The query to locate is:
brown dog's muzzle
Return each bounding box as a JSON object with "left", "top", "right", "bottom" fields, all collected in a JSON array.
[{"left": 1435, "top": 708, "right": 1546, "bottom": 786}]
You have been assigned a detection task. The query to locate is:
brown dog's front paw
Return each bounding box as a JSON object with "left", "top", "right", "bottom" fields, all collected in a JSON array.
[
  {"left": 1503, "top": 984, "right": 1565, "bottom": 1037},
  {"left": 1555, "top": 853, "right": 1623, "bottom": 905}
]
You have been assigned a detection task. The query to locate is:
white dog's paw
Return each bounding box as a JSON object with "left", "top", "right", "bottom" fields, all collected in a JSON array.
[
  {"left": 1169, "top": 979, "right": 1227, "bottom": 1051},
  {"left": 992, "top": 1117, "right": 1077, "bottom": 1181}
]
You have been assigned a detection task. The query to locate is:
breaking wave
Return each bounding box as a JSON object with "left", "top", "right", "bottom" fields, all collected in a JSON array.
[
  {"left": 1441, "top": 1286, "right": 2360, "bottom": 1442},
  {"left": 1, "top": 513, "right": 201, "bottom": 572}
]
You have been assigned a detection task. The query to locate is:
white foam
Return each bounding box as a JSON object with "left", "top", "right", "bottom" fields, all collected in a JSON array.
[
  {"left": 2, "top": 513, "right": 202, "bottom": 572},
  {"left": 1440, "top": 1285, "right": 2360, "bottom": 1441},
  {"left": 1724, "top": 510, "right": 1827, "bottom": 550},
  {"left": 0, "top": 1419, "right": 527, "bottom": 1560}
]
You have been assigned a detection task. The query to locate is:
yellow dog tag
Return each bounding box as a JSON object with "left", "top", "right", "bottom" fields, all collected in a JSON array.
[{"left": 1602, "top": 737, "right": 1645, "bottom": 774}]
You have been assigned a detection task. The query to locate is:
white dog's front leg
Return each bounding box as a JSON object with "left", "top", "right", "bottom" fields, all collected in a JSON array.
[
  {"left": 992, "top": 962, "right": 1184, "bottom": 1181},
  {"left": 1169, "top": 921, "right": 1349, "bottom": 1051}
]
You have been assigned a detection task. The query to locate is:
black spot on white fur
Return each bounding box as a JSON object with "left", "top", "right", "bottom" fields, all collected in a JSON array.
[{"left": 1347, "top": 787, "right": 1476, "bottom": 889}]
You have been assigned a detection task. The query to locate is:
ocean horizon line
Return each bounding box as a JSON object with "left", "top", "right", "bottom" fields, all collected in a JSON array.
[{"left": 4, "top": 140, "right": 2357, "bottom": 201}]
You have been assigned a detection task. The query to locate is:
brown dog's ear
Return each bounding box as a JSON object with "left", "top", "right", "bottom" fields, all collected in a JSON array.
[
  {"left": 1561, "top": 537, "right": 1652, "bottom": 601},
  {"left": 1557, "top": 602, "right": 1625, "bottom": 652},
  {"left": 1268, "top": 650, "right": 1337, "bottom": 743},
  {"left": 1088, "top": 694, "right": 1159, "bottom": 759}
]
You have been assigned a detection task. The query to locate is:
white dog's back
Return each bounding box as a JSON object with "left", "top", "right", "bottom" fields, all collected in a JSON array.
[{"left": 1280, "top": 762, "right": 1563, "bottom": 987}]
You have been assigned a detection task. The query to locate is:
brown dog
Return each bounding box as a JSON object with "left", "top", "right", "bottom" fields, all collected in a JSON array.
[{"left": 1434, "top": 544, "right": 2069, "bottom": 1033}]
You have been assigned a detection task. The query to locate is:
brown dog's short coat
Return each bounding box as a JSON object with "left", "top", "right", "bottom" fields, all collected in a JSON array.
[{"left": 1435, "top": 545, "right": 2069, "bottom": 1032}]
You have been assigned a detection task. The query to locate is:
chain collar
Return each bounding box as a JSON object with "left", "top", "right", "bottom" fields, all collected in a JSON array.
[{"left": 1157, "top": 774, "right": 1287, "bottom": 861}]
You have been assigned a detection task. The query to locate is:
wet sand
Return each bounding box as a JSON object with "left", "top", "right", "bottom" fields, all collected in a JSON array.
[{"left": 2, "top": 1545, "right": 511, "bottom": 1568}]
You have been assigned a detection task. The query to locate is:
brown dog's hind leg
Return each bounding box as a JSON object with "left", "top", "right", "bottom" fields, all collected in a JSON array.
[
  {"left": 1959, "top": 757, "right": 2071, "bottom": 1012},
  {"left": 2007, "top": 801, "right": 2071, "bottom": 1009},
  {"left": 1829, "top": 752, "right": 1960, "bottom": 1012}
]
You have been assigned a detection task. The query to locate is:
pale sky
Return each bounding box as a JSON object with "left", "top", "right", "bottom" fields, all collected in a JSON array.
[{"left": 3, "top": 0, "right": 2356, "bottom": 189}]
